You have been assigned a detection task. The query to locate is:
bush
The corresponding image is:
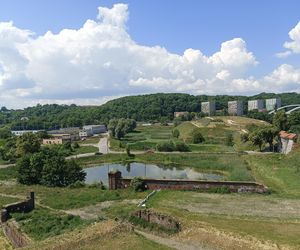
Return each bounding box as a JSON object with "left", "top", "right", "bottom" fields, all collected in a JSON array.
[
  {"left": 225, "top": 133, "right": 234, "bottom": 146},
  {"left": 174, "top": 142, "right": 190, "bottom": 152},
  {"left": 172, "top": 129, "right": 180, "bottom": 138},
  {"left": 190, "top": 129, "right": 205, "bottom": 144},
  {"left": 156, "top": 141, "right": 175, "bottom": 152},
  {"left": 130, "top": 177, "right": 146, "bottom": 192}
]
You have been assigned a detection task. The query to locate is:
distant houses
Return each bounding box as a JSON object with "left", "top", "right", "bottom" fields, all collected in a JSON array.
[{"left": 79, "top": 125, "right": 107, "bottom": 139}]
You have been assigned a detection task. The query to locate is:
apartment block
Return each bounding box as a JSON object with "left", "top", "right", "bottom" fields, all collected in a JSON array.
[
  {"left": 228, "top": 101, "right": 244, "bottom": 116},
  {"left": 201, "top": 101, "right": 216, "bottom": 115}
]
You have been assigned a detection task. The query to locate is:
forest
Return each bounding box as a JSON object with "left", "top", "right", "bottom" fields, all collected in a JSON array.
[{"left": 1, "top": 92, "right": 300, "bottom": 130}]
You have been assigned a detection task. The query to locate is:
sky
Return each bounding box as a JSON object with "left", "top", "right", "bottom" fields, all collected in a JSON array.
[{"left": 0, "top": 0, "right": 300, "bottom": 108}]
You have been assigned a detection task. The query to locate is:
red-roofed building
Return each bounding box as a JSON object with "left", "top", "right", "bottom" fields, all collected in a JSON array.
[{"left": 279, "top": 131, "right": 298, "bottom": 154}]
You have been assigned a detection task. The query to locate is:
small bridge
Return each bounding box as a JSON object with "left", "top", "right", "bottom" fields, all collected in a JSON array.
[{"left": 269, "top": 104, "right": 300, "bottom": 114}]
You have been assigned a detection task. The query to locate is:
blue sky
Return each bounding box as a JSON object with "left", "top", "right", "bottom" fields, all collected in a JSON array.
[{"left": 0, "top": 1, "right": 300, "bottom": 107}]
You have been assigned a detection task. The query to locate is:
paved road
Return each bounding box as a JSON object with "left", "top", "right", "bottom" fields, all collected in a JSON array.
[{"left": 98, "top": 136, "right": 109, "bottom": 154}]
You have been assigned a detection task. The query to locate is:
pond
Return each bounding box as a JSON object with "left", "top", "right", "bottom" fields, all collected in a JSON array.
[{"left": 84, "top": 162, "right": 224, "bottom": 185}]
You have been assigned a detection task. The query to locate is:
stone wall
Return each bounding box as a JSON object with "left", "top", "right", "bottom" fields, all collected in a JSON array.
[
  {"left": 2, "top": 221, "right": 30, "bottom": 248},
  {"left": 1, "top": 192, "right": 35, "bottom": 223},
  {"left": 132, "top": 210, "right": 180, "bottom": 232},
  {"left": 108, "top": 171, "right": 267, "bottom": 193}
]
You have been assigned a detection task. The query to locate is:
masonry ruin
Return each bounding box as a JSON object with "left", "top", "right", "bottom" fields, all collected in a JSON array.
[{"left": 108, "top": 171, "right": 268, "bottom": 193}]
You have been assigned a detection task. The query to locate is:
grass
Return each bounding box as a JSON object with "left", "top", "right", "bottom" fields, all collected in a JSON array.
[
  {"left": 0, "top": 196, "right": 20, "bottom": 207},
  {"left": 73, "top": 145, "right": 98, "bottom": 154},
  {"left": 0, "top": 182, "right": 148, "bottom": 210},
  {"left": 147, "top": 190, "right": 300, "bottom": 249},
  {"left": 0, "top": 165, "right": 17, "bottom": 180},
  {"left": 28, "top": 220, "right": 171, "bottom": 250},
  {"left": 11, "top": 207, "right": 88, "bottom": 241},
  {"left": 244, "top": 149, "right": 300, "bottom": 198}
]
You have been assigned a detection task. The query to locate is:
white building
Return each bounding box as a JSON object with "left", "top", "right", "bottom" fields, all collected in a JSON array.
[
  {"left": 201, "top": 101, "right": 216, "bottom": 115},
  {"left": 248, "top": 100, "right": 264, "bottom": 111},
  {"left": 266, "top": 98, "right": 281, "bottom": 111},
  {"left": 228, "top": 101, "right": 244, "bottom": 116},
  {"left": 11, "top": 130, "right": 41, "bottom": 136},
  {"left": 278, "top": 131, "right": 298, "bottom": 154},
  {"left": 80, "top": 125, "right": 107, "bottom": 138}
]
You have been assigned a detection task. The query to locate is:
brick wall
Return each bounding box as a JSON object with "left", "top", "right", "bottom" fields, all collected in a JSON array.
[{"left": 108, "top": 171, "right": 267, "bottom": 193}]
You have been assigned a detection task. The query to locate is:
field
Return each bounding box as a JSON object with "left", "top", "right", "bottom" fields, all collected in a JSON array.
[
  {"left": 1, "top": 116, "right": 299, "bottom": 249},
  {"left": 109, "top": 117, "right": 270, "bottom": 153}
]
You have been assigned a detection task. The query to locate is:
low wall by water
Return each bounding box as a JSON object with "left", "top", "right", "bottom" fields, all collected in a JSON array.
[{"left": 108, "top": 171, "right": 268, "bottom": 193}]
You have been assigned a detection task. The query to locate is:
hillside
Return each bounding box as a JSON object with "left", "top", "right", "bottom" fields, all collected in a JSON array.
[{"left": 0, "top": 92, "right": 300, "bottom": 129}]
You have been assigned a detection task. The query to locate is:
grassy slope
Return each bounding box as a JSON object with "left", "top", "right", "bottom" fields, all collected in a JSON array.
[
  {"left": 28, "top": 220, "right": 170, "bottom": 250},
  {"left": 146, "top": 191, "right": 300, "bottom": 249},
  {"left": 244, "top": 149, "right": 300, "bottom": 198}
]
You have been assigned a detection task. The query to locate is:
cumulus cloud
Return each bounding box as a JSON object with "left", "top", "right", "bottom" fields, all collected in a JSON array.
[
  {"left": 277, "top": 21, "right": 300, "bottom": 57},
  {"left": 0, "top": 3, "right": 299, "bottom": 108}
]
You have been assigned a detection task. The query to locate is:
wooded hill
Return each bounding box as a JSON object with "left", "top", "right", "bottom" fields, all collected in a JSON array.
[{"left": 1, "top": 92, "right": 300, "bottom": 130}]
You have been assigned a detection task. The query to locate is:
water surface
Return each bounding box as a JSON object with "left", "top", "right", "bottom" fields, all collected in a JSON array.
[{"left": 84, "top": 162, "right": 223, "bottom": 185}]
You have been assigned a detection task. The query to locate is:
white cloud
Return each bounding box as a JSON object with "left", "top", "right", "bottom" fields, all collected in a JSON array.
[
  {"left": 0, "top": 4, "right": 299, "bottom": 108},
  {"left": 277, "top": 21, "right": 300, "bottom": 57}
]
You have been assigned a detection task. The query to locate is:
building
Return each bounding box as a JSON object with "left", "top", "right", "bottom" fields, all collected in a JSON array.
[
  {"left": 228, "top": 101, "right": 244, "bottom": 116},
  {"left": 48, "top": 127, "right": 80, "bottom": 141},
  {"left": 11, "top": 130, "right": 41, "bottom": 136},
  {"left": 201, "top": 101, "right": 216, "bottom": 115},
  {"left": 266, "top": 98, "right": 281, "bottom": 111},
  {"left": 174, "top": 112, "right": 189, "bottom": 118},
  {"left": 43, "top": 133, "right": 72, "bottom": 145},
  {"left": 278, "top": 131, "right": 298, "bottom": 154},
  {"left": 248, "top": 100, "right": 264, "bottom": 111},
  {"left": 82, "top": 125, "right": 106, "bottom": 135}
]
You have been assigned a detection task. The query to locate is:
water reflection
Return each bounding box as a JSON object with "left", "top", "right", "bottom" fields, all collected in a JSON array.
[{"left": 84, "top": 162, "right": 223, "bottom": 185}]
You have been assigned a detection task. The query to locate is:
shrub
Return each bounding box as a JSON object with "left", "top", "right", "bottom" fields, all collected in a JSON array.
[
  {"left": 130, "top": 177, "right": 146, "bottom": 192},
  {"left": 174, "top": 142, "right": 190, "bottom": 152},
  {"left": 190, "top": 129, "right": 205, "bottom": 144},
  {"left": 225, "top": 133, "right": 234, "bottom": 146},
  {"left": 156, "top": 141, "right": 175, "bottom": 152},
  {"left": 172, "top": 129, "right": 180, "bottom": 138}
]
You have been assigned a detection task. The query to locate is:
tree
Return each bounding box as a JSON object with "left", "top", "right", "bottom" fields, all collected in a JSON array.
[
  {"left": 190, "top": 129, "right": 205, "bottom": 144},
  {"left": 172, "top": 129, "right": 180, "bottom": 138},
  {"left": 260, "top": 127, "right": 279, "bottom": 151},
  {"left": 126, "top": 144, "right": 131, "bottom": 156},
  {"left": 273, "top": 111, "right": 289, "bottom": 131},
  {"left": 174, "top": 141, "right": 190, "bottom": 152},
  {"left": 249, "top": 130, "right": 264, "bottom": 151},
  {"left": 156, "top": 141, "right": 175, "bottom": 152},
  {"left": 16, "top": 133, "right": 41, "bottom": 156}
]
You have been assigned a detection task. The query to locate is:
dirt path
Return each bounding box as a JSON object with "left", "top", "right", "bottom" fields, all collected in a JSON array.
[{"left": 135, "top": 229, "right": 212, "bottom": 250}]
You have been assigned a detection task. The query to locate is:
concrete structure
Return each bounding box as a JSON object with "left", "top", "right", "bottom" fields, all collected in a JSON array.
[
  {"left": 108, "top": 171, "right": 267, "bottom": 193},
  {"left": 201, "top": 101, "right": 216, "bottom": 115},
  {"left": 278, "top": 131, "right": 298, "bottom": 154},
  {"left": 228, "top": 101, "right": 244, "bottom": 116},
  {"left": 11, "top": 130, "right": 41, "bottom": 136},
  {"left": 43, "top": 133, "right": 73, "bottom": 145},
  {"left": 266, "top": 98, "right": 281, "bottom": 111},
  {"left": 248, "top": 99, "right": 264, "bottom": 111},
  {"left": 48, "top": 127, "right": 80, "bottom": 141},
  {"left": 82, "top": 125, "right": 106, "bottom": 136}
]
